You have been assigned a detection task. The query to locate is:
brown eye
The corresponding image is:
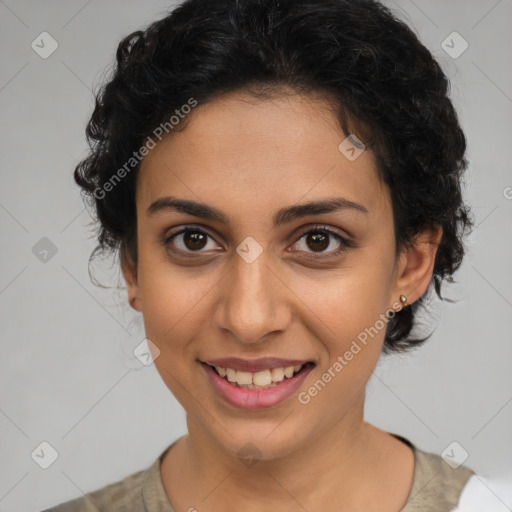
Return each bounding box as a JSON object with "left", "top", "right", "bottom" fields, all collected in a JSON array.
[
  {"left": 182, "top": 231, "right": 208, "bottom": 251},
  {"left": 305, "top": 231, "right": 329, "bottom": 252},
  {"left": 291, "top": 225, "right": 351, "bottom": 258},
  {"left": 165, "top": 227, "right": 219, "bottom": 255}
]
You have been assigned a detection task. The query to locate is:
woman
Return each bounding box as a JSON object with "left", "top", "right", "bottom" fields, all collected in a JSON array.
[{"left": 43, "top": 0, "right": 496, "bottom": 510}]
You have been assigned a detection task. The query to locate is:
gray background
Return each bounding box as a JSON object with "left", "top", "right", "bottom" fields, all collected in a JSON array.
[{"left": 0, "top": 1, "right": 511, "bottom": 510}]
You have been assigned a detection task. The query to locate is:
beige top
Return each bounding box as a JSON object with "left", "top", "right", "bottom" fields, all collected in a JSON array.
[{"left": 42, "top": 433, "right": 474, "bottom": 512}]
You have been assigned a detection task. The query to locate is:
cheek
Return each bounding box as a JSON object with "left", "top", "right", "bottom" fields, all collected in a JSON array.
[
  {"left": 296, "top": 254, "right": 393, "bottom": 335},
  {"left": 293, "top": 252, "right": 395, "bottom": 380},
  {"left": 136, "top": 249, "right": 209, "bottom": 355},
  {"left": 136, "top": 253, "right": 214, "bottom": 405},
  {"left": 295, "top": 278, "right": 390, "bottom": 416}
]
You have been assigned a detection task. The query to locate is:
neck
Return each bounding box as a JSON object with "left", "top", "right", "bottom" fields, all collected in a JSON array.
[
  {"left": 188, "top": 403, "right": 367, "bottom": 496},
  {"left": 160, "top": 395, "right": 414, "bottom": 511}
]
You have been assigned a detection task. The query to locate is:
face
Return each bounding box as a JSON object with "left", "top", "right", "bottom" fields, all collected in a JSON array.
[{"left": 122, "top": 89, "right": 439, "bottom": 463}]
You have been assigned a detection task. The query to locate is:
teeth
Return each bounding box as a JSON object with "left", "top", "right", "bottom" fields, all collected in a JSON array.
[
  {"left": 226, "top": 367, "right": 237, "bottom": 383},
  {"left": 284, "top": 366, "right": 294, "bottom": 378},
  {"left": 212, "top": 363, "right": 306, "bottom": 388},
  {"left": 236, "top": 371, "right": 253, "bottom": 385},
  {"left": 270, "top": 367, "right": 284, "bottom": 381},
  {"left": 253, "top": 370, "right": 272, "bottom": 386},
  {"left": 216, "top": 366, "right": 227, "bottom": 378}
]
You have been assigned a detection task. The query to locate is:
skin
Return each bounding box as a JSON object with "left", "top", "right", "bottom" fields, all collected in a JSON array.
[{"left": 121, "top": 89, "right": 443, "bottom": 511}]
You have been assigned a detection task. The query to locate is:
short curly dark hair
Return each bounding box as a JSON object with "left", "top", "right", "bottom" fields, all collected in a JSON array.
[{"left": 75, "top": 0, "right": 474, "bottom": 353}]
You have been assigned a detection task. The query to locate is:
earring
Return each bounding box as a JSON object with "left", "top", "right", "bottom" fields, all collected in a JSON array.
[{"left": 399, "top": 294, "right": 409, "bottom": 308}]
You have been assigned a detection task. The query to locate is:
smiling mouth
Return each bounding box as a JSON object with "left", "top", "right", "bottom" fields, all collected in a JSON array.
[{"left": 203, "top": 362, "right": 315, "bottom": 390}]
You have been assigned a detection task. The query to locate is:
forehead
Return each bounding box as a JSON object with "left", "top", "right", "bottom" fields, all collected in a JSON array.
[{"left": 137, "top": 91, "right": 390, "bottom": 221}]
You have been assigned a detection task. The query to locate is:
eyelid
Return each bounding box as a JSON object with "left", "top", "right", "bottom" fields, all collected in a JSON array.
[{"left": 291, "top": 223, "right": 351, "bottom": 243}]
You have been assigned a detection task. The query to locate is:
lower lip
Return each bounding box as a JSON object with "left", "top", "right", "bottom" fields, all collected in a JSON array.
[{"left": 200, "top": 362, "right": 314, "bottom": 410}]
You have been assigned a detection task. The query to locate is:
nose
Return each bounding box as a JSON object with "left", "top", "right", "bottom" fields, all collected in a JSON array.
[{"left": 213, "top": 250, "right": 291, "bottom": 344}]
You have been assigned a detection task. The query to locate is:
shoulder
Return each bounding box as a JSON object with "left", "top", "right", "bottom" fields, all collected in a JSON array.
[
  {"left": 40, "top": 442, "right": 179, "bottom": 512},
  {"left": 391, "top": 434, "right": 475, "bottom": 512},
  {"left": 412, "top": 446, "right": 475, "bottom": 497},
  {"left": 404, "top": 448, "right": 475, "bottom": 511},
  {"left": 40, "top": 463, "right": 151, "bottom": 512}
]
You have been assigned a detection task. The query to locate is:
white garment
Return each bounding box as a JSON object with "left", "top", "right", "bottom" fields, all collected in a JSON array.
[{"left": 452, "top": 475, "right": 512, "bottom": 511}]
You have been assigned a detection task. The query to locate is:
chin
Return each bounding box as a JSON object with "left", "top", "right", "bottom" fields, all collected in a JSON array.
[{"left": 211, "top": 425, "right": 308, "bottom": 464}]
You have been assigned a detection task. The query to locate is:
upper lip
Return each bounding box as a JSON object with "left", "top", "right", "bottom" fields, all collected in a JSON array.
[{"left": 201, "top": 357, "right": 313, "bottom": 373}]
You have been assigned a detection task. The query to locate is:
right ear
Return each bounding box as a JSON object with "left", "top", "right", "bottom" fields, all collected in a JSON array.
[{"left": 120, "top": 247, "right": 142, "bottom": 312}]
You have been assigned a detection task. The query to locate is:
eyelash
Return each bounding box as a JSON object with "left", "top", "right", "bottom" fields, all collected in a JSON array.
[{"left": 163, "top": 224, "right": 352, "bottom": 259}]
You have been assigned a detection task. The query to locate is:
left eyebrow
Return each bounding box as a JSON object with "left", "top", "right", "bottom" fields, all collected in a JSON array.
[{"left": 146, "top": 196, "right": 369, "bottom": 227}]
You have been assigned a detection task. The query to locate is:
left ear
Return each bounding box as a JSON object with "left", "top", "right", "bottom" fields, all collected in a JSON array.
[{"left": 390, "top": 224, "right": 443, "bottom": 310}]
